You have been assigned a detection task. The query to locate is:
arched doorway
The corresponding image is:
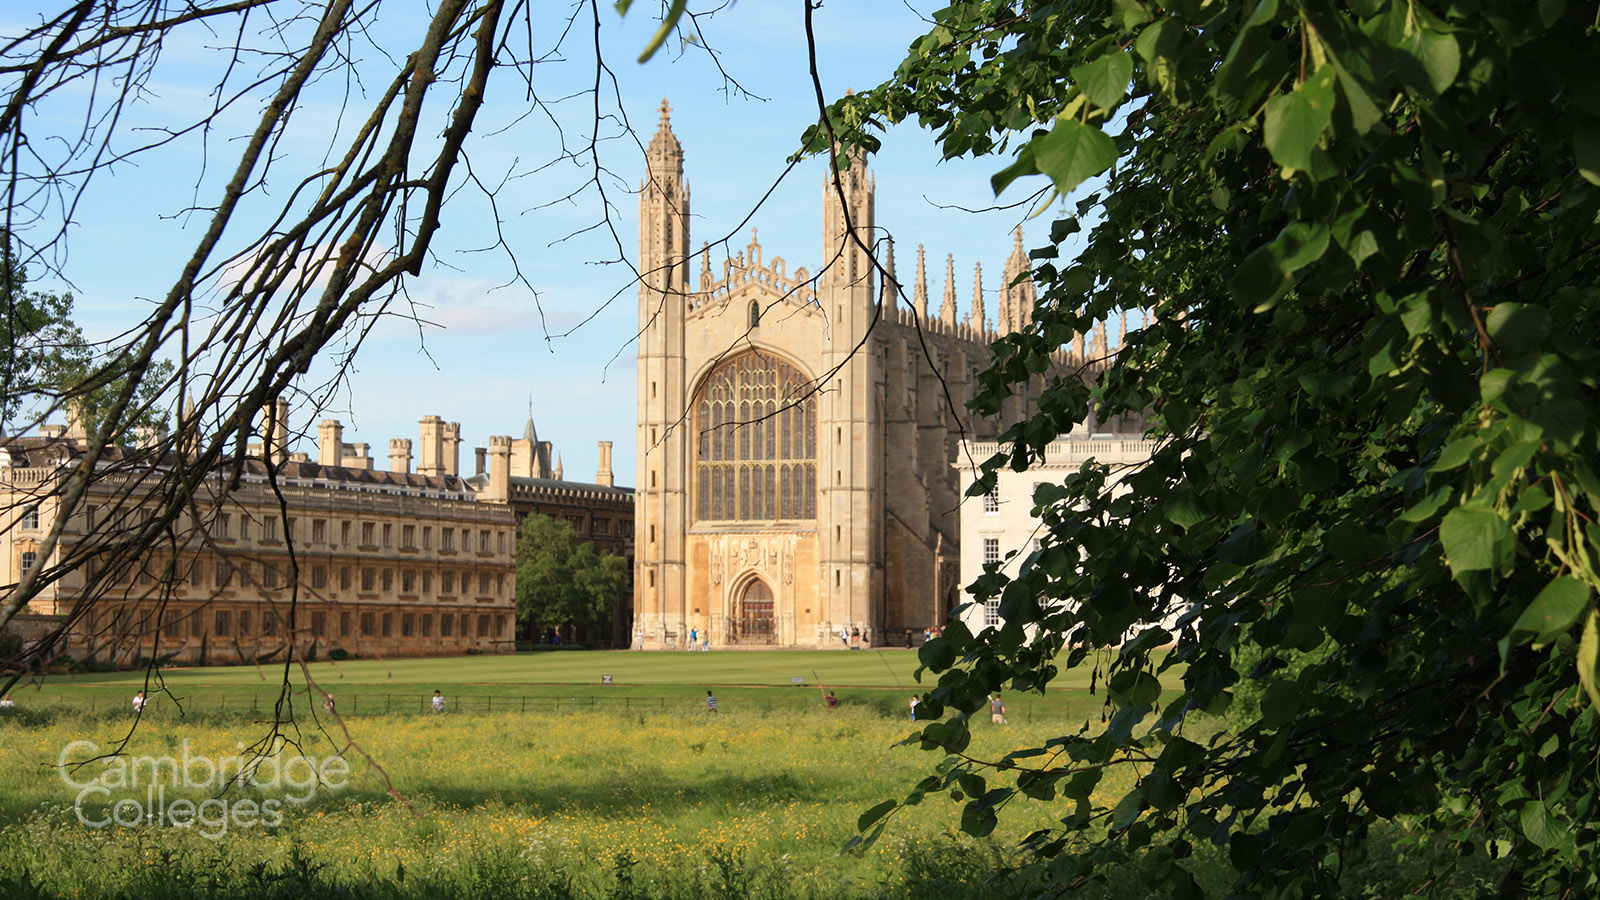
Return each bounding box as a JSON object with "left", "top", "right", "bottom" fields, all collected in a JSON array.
[{"left": 735, "top": 578, "right": 776, "bottom": 644}]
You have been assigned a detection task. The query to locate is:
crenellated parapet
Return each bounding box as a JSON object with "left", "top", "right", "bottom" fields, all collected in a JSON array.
[{"left": 688, "top": 229, "right": 819, "bottom": 320}]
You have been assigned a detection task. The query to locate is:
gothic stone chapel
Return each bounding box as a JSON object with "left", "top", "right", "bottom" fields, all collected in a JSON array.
[{"left": 632, "top": 101, "right": 1119, "bottom": 649}]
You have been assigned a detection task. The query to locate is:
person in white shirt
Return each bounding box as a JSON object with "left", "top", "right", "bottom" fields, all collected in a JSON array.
[
  {"left": 132, "top": 691, "right": 146, "bottom": 714},
  {"left": 0, "top": 694, "right": 13, "bottom": 708},
  {"left": 431, "top": 690, "right": 445, "bottom": 713}
]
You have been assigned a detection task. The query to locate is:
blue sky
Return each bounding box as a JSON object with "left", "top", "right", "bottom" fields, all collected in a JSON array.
[{"left": 10, "top": 2, "right": 1060, "bottom": 485}]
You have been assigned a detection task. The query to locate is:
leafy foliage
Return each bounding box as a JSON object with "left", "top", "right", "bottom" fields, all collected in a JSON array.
[
  {"left": 0, "top": 232, "right": 173, "bottom": 439},
  {"left": 0, "top": 234, "right": 88, "bottom": 426},
  {"left": 833, "top": 1, "right": 1600, "bottom": 896},
  {"left": 514, "top": 513, "right": 629, "bottom": 635}
]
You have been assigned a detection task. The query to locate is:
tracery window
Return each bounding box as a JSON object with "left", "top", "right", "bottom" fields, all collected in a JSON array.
[{"left": 694, "top": 352, "right": 816, "bottom": 521}]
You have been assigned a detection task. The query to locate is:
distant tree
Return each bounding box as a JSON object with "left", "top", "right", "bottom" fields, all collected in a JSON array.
[
  {"left": 1, "top": 232, "right": 173, "bottom": 439},
  {"left": 514, "top": 513, "right": 628, "bottom": 638},
  {"left": 0, "top": 232, "right": 88, "bottom": 427}
]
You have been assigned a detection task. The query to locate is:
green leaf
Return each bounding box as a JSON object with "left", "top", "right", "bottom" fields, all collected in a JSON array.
[
  {"left": 1164, "top": 489, "right": 1208, "bottom": 529},
  {"left": 1485, "top": 303, "right": 1551, "bottom": 355},
  {"left": 1433, "top": 437, "right": 1479, "bottom": 472},
  {"left": 960, "top": 801, "right": 999, "bottom": 837},
  {"left": 1231, "top": 221, "right": 1330, "bottom": 310},
  {"left": 1109, "top": 670, "right": 1162, "bottom": 707},
  {"left": 1071, "top": 51, "right": 1133, "bottom": 111},
  {"left": 1511, "top": 576, "right": 1590, "bottom": 643},
  {"left": 1580, "top": 610, "right": 1600, "bottom": 710},
  {"left": 1298, "top": 371, "right": 1355, "bottom": 399},
  {"left": 1259, "top": 680, "right": 1301, "bottom": 727},
  {"left": 1398, "top": 486, "right": 1452, "bottom": 523},
  {"left": 1110, "top": 787, "right": 1145, "bottom": 830},
  {"left": 1520, "top": 800, "right": 1566, "bottom": 851},
  {"left": 1262, "top": 68, "right": 1336, "bottom": 174},
  {"left": 857, "top": 799, "right": 897, "bottom": 832},
  {"left": 1438, "top": 505, "right": 1505, "bottom": 574},
  {"left": 1326, "top": 521, "right": 1381, "bottom": 564},
  {"left": 990, "top": 145, "right": 1037, "bottom": 195},
  {"left": 1575, "top": 118, "right": 1600, "bottom": 187},
  {"left": 1402, "top": 27, "right": 1460, "bottom": 96},
  {"left": 1332, "top": 63, "right": 1383, "bottom": 137},
  {"left": 1031, "top": 120, "right": 1117, "bottom": 195}
]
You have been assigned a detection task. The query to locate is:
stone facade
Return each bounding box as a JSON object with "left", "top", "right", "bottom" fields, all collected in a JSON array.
[
  {"left": 633, "top": 101, "right": 1132, "bottom": 649},
  {"left": 2, "top": 403, "right": 634, "bottom": 665},
  {"left": 954, "top": 436, "right": 1155, "bottom": 634}
]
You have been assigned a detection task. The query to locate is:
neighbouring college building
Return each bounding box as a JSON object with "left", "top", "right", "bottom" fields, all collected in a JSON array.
[{"left": 2, "top": 401, "right": 632, "bottom": 665}]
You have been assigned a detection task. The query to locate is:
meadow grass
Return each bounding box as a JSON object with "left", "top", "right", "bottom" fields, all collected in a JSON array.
[
  {"left": 0, "top": 703, "right": 1145, "bottom": 900},
  {"left": 5, "top": 648, "right": 1160, "bottom": 722},
  {"left": 0, "top": 651, "right": 1191, "bottom": 898}
]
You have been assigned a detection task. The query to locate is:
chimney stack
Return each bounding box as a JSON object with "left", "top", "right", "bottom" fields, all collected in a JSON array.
[
  {"left": 417, "top": 415, "right": 444, "bottom": 476},
  {"left": 596, "top": 441, "right": 614, "bottom": 487},
  {"left": 443, "top": 422, "right": 461, "bottom": 476},
  {"left": 388, "top": 438, "right": 412, "bottom": 474},
  {"left": 263, "top": 398, "right": 290, "bottom": 464},
  {"left": 318, "top": 419, "right": 343, "bottom": 466},
  {"left": 483, "top": 436, "right": 512, "bottom": 502},
  {"left": 475, "top": 446, "right": 487, "bottom": 476}
]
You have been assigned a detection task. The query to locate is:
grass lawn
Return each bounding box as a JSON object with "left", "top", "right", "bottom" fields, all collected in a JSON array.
[
  {"left": 0, "top": 700, "right": 1163, "bottom": 899},
  {"left": 3, "top": 649, "right": 1152, "bottom": 723}
]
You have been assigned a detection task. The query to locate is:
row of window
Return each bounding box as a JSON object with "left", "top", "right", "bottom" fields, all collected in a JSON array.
[
  {"left": 101, "top": 558, "right": 506, "bottom": 600},
  {"left": 213, "top": 514, "right": 509, "bottom": 555},
  {"left": 155, "top": 608, "right": 508, "bottom": 641}
]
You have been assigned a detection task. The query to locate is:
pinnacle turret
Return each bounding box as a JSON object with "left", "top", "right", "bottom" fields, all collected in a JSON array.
[
  {"left": 940, "top": 254, "right": 957, "bottom": 326},
  {"left": 880, "top": 236, "right": 898, "bottom": 308},
  {"left": 970, "top": 263, "right": 986, "bottom": 334},
  {"left": 913, "top": 245, "right": 928, "bottom": 318}
]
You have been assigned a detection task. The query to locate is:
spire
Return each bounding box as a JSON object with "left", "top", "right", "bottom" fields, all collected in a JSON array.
[
  {"left": 969, "top": 262, "right": 986, "bottom": 334},
  {"left": 1000, "top": 227, "right": 1036, "bottom": 334},
  {"left": 554, "top": 453, "right": 564, "bottom": 481},
  {"left": 524, "top": 397, "right": 538, "bottom": 444},
  {"left": 879, "top": 236, "right": 897, "bottom": 308},
  {"left": 940, "top": 253, "right": 957, "bottom": 326},
  {"left": 699, "top": 241, "right": 712, "bottom": 290},
  {"left": 913, "top": 245, "right": 928, "bottom": 318},
  {"left": 647, "top": 98, "right": 681, "bottom": 161}
]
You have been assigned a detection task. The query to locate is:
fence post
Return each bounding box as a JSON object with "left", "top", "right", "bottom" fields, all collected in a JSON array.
[{"left": 522, "top": 696, "right": 527, "bottom": 713}]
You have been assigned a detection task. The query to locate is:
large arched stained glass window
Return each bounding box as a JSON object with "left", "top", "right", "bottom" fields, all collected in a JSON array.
[{"left": 694, "top": 352, "right": 816, "bottom": 521}]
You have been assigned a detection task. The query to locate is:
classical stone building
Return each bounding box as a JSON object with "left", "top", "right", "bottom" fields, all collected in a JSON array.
[
  {"left": 632, "top": 102, "right": 1131, "bottom": 649},
  {"left": 3, "top": 403, "right": 633, "bottom": 665},
  {"left": 954, "top": 435, "right": 1154, "bottom": 635}
]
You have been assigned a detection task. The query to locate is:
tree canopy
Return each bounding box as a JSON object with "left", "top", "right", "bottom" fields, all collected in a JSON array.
[
  {"left": 831, "top": 1, "right": 1600, "bottom": 896},
  {"left": 0, "top": 233, "right": 86, "bottom": 427},
  {"left": 514, "top": 513, "right": 629, "bottom": 637},
  {"left": 1, "top": 232, "right": 171, "bottom": 439}
]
